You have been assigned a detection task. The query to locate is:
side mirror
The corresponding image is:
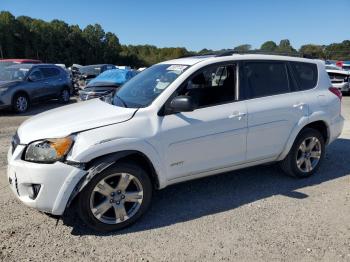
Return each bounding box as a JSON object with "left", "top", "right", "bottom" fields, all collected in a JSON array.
[
  {"left": 169, "top": 95, "right": 196, "bottom": 113},
  {"left": 28, "top": 74, "right": 37, "bottom": 82}
]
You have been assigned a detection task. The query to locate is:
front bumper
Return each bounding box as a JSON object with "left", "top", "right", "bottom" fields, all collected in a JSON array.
[
  {"left": 7, "top": 145, "right": 87, "bottom": 215},
  {"left": 0, "top": 94, "right": 11, "bottom": 109}
]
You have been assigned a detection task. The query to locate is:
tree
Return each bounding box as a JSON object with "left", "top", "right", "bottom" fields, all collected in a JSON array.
[
  {"left": 260, "top": 41, "right": 277, "bottom": 52},
  {"left": 299, "top": 44, "right": 325, "bottom": 58},
  {"left": 233, "top": 44, "right": 251, "bottom": 52},
  {"left": 277, "top": 39, "right": 297, "bottom": 54},
  {"left": 1, "top": 11, "right": 350, "bottom": 66},
  {"left": 324, "top": 40, "right": 350, "bottom": 60}
]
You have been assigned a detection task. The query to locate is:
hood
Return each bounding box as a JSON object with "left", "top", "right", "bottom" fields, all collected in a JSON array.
[
  {"left": 81, "top": 86, "right": 118, "bottom": 93},
  {"left": 0, "top": 80, "right": 21, "bottom": 88},
  {"left": 17, "top": 99, "right": 137, "bottom": 144}
]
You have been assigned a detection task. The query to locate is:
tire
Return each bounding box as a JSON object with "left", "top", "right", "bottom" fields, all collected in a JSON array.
[
  {"left": 58, "top": 88, "right": 70, "bottom": 103},
  {"left": 77, "top": 161, "right": 152, "bottom": 232},
  {"left": 12, "top": 93, "right": 30, "bottom": 113},
  {"left": 280, "top": 128, "right": 325, "bottom": 178}
]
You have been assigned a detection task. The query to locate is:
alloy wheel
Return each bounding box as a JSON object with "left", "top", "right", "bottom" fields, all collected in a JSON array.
[
  {"left": 89, "top": 173, "right": 144, "bottom": 225},
  {"left": 296, "top": 136, "right": 322, "bottom": 173},
  {"left": 62, "top": 89, "right": 70, "bottom": 102},
  {"left": 16, "top": 96, "right": 28, "bottom": 112}
]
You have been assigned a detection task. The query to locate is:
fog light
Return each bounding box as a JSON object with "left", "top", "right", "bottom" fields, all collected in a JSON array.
[{"left": 28, "top": 184, "right": 41, "bottom": 200}]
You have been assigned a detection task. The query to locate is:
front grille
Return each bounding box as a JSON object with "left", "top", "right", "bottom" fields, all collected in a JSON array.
[{"left": 11, "top": 132, "right": 20, "bottom": 154}]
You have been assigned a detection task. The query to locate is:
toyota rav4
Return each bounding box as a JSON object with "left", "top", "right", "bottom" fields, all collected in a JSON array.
[{"left": 7, "top": 54, "right": 344, "bottom": 232}]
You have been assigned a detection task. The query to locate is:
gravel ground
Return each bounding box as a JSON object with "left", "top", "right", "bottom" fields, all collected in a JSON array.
[{"left": 0, "top": 97, "right": 349, "bottom": 262}]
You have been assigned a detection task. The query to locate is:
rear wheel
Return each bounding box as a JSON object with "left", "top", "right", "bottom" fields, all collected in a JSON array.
[
  {"left": 59, "top": 88, "right": 70, "bottom": 103},
  {"left": 12, "top": 93, "right": 29, "bottom": 113},
  {"left": 280, "top": 128, "right": 325, "bottom": 177},
  {"left": 78, "top": 162, "right": 152, "bottom": 232}
]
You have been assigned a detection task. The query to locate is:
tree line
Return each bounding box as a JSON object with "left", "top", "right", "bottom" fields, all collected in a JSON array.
[{"left": 0, "top": 11, "right": 349, "bottom": 68}]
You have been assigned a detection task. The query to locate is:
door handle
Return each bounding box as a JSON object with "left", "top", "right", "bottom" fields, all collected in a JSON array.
[
  {"left": 229, "top": 111, "right": 246, "bottom": 119},
  {"left": 293, "top": 102, "right": 305, "bottom": 109}
]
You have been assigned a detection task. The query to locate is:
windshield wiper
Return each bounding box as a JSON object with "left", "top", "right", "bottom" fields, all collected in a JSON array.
[{"left": 115, "top": 95, "right": 128, "bottom": 108}]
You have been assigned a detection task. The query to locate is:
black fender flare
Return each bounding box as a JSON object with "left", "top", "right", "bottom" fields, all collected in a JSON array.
[{"left": 66, "top": 151, "right": 156, "bottom": 208}]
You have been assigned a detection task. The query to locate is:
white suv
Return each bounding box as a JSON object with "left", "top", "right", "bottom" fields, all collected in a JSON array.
[{"left": 7, "top": 54, "right": 344, "bottom": 232}]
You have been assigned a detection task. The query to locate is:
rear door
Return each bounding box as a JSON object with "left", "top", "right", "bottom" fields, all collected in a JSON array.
[
  {"left": 25, "top": 68, "right": 46, "bottom": 100},
  {"left": 40, "top": 67, "right": 63, "bottom": 97},
  {"left": 242, "top": 60, "right": 308, "bottom": 161}
]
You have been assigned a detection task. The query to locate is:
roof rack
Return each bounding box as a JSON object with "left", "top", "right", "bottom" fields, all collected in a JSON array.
[
  {"left": 179, "top": 53, "right": 217, "bottom": 58},
  {"left": 216, "top": 50, "right": 315, "bottom": 59}
]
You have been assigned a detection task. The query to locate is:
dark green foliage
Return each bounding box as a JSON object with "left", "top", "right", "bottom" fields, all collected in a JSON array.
[{"left": 0, "top": 11, "right": 191, "bottom": 66}]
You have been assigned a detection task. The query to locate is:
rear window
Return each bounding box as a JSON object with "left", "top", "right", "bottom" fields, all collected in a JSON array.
[
  {"left": 243, "top": 62, "right": 290, "bottom": 98},
  {"left": 41, "top": 67, "right": 61, "bottom": 78},
  {"left": 290, "top": 62, "right": 318, "bottom": 90}
]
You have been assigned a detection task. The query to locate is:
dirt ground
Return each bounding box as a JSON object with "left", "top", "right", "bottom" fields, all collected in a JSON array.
[{"left": 0, "top": 97, "right": 349, "bottom": 262}]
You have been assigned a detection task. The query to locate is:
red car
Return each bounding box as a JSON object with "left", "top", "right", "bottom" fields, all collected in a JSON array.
[{"left": 0, "top": 59, "right": 42, "bottom": 69}]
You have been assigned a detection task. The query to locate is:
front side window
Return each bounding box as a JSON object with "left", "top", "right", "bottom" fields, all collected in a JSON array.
[
  {"left": 177, "top": 64, "right": 236, "bottom": 108},
  {"left": 290, "top": 62, "right": 318, "bottom": 90},
  {"left": 112, "top": 64, "right": 188, "bottom": 108},
  {"left": 243, "top": 62, "right": 290, "bottom": 98},
  {"left": 29, "top": 69, "right": 43, "bottom": 81}
]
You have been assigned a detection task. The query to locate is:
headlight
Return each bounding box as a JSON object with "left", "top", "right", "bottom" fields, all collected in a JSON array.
[
  {"left": 0, "top": 87, "right": 8, "bottom": 94},
  {"left": 24, "top": 136, "right": 74, "bottom": 163}
]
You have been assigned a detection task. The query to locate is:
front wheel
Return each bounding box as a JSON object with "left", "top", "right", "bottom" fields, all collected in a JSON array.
[
  {"left": 12, "top": 93, "right": 30, "bottom": 113},
  {"left": 280, "top": 128, "right": 325, "bottom": 178},
  {"left": 78, "top": 162, "right": 152, "bottom": 232},
  {"left": 59, "top": 88, "right": 70, "bottom": 103}
]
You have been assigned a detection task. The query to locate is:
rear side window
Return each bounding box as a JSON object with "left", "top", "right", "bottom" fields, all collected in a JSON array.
[
  {"left": 40, "top": 67, "right": 61, "bottom": 78},
  {"left": 290, "top": 62, "right": 318, "bottom": 90},
  {"left": 243, "top": 62, "right": 290, "bottom": 98}
]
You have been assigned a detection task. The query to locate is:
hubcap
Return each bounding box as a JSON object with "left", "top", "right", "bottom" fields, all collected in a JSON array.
[
  {"left": 62, "top": 90, "right": 70, "bottom": 102},
  {"left": 16, "top": 96, "right": 28, "bottom": 112},
  {"left": 90, "top": 173, "right": 143, "bottom": 225},
  {"left": 296, "top": 137, "right": 322, "bottom": 172}
]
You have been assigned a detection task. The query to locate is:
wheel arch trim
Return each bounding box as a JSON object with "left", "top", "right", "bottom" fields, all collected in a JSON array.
[{"left": 277, "top": 116, "right": 330, "bottom": 161}]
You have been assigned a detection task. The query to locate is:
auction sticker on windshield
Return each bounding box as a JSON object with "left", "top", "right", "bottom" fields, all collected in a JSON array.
[{"left": 166, "top": 65, "right": 188, "bottom": 72}]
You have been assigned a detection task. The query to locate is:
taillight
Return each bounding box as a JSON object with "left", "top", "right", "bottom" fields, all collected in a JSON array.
[{"left": 329, "top": 87, "right": 342, "bottom": 101}]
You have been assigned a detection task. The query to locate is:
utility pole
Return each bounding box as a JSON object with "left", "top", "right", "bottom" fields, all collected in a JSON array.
[{"left": 0, "top": 45, "right": 3, "bottom": 59}]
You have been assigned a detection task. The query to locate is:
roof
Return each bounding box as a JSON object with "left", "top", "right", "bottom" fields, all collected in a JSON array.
[
  {"left": 6, "top": 63, "right": 35, "bottom": 69},
  {"left": 161, "top": 54, "right": 319, "bottom": 66},
  {"left": 6, "top": 63, "right": 63, "bottom": 69}
]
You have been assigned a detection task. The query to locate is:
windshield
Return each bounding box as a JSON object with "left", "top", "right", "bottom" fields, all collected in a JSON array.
[
  {"left": 0, "top": 67, "right": 29, "bottom": 81},
  {"left": 112, "top": 64, "right": 188, "bottom": 108}
]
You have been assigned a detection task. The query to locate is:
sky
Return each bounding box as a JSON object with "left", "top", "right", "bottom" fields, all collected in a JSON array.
[{"left": 1, "top": 0, "right": 349, "bottom": 51}]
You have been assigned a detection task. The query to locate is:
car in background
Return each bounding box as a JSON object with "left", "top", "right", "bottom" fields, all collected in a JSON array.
[
  {"left": 0, "top": 64, "right": 72, "bottom": 113},
  {"left": 79, "top": 69, "right": 137, "bottom": 101},
  {"left": 76, "top": 64, "right": 116, "bottom": 89},
  {"left": 0, "top": 59, "right": 42, "bottom": 71},
  {"left": 326, "top": 65, "right": 350, "bottom": 94},
  {"left": 336, "top": 61, "right": 350, "bottom": 71}
]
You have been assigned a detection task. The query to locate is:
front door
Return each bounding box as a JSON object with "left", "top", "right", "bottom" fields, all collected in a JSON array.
[{"left": 159, "top": 63, "right": 248, "bottom": 181}]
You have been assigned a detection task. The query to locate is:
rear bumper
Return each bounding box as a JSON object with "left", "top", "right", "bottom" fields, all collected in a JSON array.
[
  {"left": 7, "top": 145, "right": 87, "bottom": 215},
  {"left": 328, "top": 115, "right": 344, "bottom": 144}
]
